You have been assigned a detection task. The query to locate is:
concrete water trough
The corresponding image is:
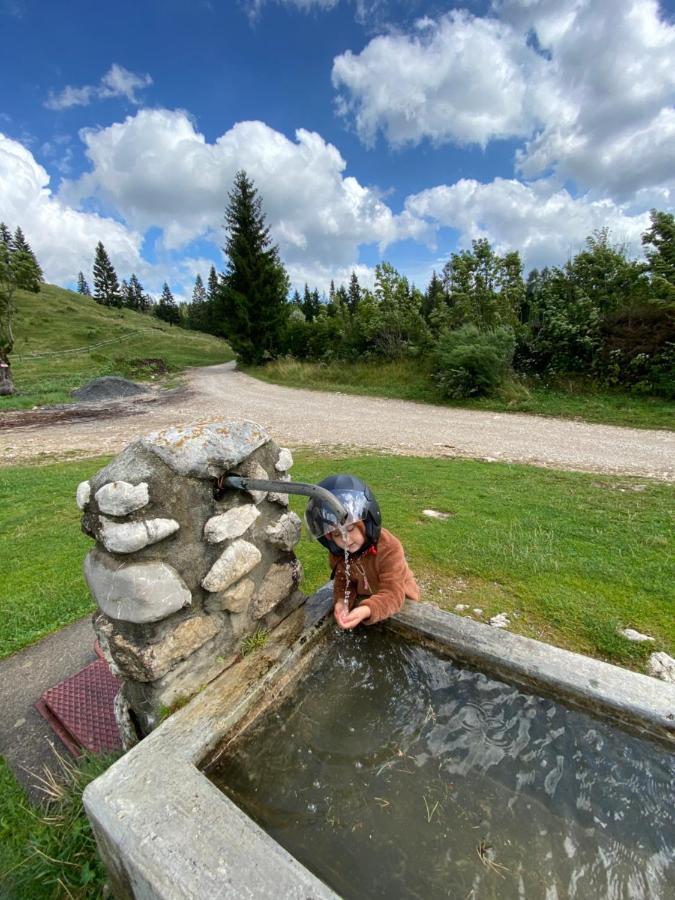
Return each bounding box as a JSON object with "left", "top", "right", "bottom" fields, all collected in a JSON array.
[{"left": 84, "top": 587, "right": 675, "bottom": 899}]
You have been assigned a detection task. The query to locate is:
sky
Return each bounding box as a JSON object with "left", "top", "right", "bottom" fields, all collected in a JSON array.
[{"left": 1, "top": 0, "right": 674, "bottom": 301}]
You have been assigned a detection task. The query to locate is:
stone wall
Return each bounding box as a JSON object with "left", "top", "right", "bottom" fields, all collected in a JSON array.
[{"left": 77, "top": 420, "right": 304, "bottom": 743}]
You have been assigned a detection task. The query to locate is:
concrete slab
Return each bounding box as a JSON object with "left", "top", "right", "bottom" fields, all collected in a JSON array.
[{"left": 0, "top": 616, "right": 96, "bottom": 802}]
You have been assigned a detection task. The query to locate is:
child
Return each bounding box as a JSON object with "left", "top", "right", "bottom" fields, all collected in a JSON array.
[{"left": 305, "top": 474, "right": 420, "bottom": 630}]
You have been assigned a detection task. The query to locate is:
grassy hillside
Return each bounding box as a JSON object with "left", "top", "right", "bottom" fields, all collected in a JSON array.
[{"left": 2, "top": 285, "right": 234, "bottom": 409}]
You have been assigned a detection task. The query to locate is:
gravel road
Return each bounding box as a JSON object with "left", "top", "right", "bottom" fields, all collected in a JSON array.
[{"left": 2, "top": 362, "right": 673, "bottom": 479}]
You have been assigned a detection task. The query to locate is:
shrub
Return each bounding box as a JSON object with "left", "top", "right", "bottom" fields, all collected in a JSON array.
[{"left": 432, "top": 325, "right": 515, "bottom": 399}]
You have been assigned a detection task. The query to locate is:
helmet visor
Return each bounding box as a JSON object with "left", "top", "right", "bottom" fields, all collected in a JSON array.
[{"left": 305, "top": 490, "right": 369, "bottom": 541}]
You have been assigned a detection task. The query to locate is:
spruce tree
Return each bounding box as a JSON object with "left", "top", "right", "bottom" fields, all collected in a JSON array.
[
  {"left": 77, "top": 271, "right": 91, "bottom": 295},
  {"left": 348, "top": 271, "right": 361, "bottom": 315},
  {"left": 11, "top": 227, "right": 43, "bottom": 292},
  {"left": 93, "top": 242, "right": 121, "bottom": 307},
  {"left": 125, "top": 273, "right": 147, "bottom": 311},
  {"left": 187, "top": 274, "right": 209, "bottom": 331},
  {"left": 155, "top": 282, "right": 181, "bottom": 325},
  {"left": 0, "top": 223, "right": 11, "bottom": 248},
  {"left": 214, "top": 170, "right": 289, "bottom": 363}
]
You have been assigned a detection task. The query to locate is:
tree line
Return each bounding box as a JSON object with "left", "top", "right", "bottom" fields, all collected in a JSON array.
[
  {"left": 182, "top": 176, "right": 674, "bottom": 399},
  {"left": 2, "top": 180, "right": 673, "bottom": 400}
]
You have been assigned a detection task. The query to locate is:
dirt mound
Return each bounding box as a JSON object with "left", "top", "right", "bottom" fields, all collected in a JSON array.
[{"left": 72, "top": 376, "right": 149, "bottom": 402}]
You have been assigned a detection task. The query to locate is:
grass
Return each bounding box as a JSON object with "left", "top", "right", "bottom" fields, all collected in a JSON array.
[
  {"left": 245, "top": 357, "right": 675, "bottom": 431},
  {"left": 1, "top": 284, "right": 234, "bottom": 409},
  {"left": 287, "top": 452, "right": 674, "bottom": 669},
  {"left": 0, "top": 752, "right": 117, "bottom": 899},
  {"left": 241, "top": 627, "right": 269, "bottom": 655},
  {"left": 1, "top": 452, "right": 672, "bottom": 667}
]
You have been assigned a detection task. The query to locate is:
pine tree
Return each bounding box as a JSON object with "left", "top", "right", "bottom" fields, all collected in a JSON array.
[
  {"left": 0, "top": 223, "right": 11, "bottom": 248},
  {"left": 187, "top": 274, "right": 210, "bottom": 331},
  {"left": 11, "top": 227, "right": 43, "bottom": 292},
  {"left": 92, "top": 242, "right": 122, "bottom": 307},
  {"left": 77, "top": 271, "right": 91, "bottom": 296},
  {"left": 214, "top": 170, "right": 289, "bottom": 363},
  {"left": 155, "top": 282, "right": 181, "bottom": 325},
  {"left": 207, "top": 265, "right": 219, "bottom": 303},
  {"left": 124, "top": 273, "right": 147, "bottom": 311},
  {"left": 348, "top": 271, "right": 361, "bottom": 315}
]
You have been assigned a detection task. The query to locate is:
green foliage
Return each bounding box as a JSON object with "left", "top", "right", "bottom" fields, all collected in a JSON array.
[
  {"left": 0, "top": 752, "right": 118, "bottom": 899},
  {"left": 433, "top": 325, "right": 515, "bottom": 399},
  {"left": 76, "top": 272, "right": 90, "bottom": 296},
  {"left": 92, "top": 241, "right": 121, "bottom": 308},
  {"left": 154, "top": 282, "right": 181, "bottom": 325},
  {"left": 214, "top": 170, "right": 290, "bottom": 363},
  {"left": 642, "top": 209, "right": 675, "bottom": 301},
  {"left": 241, "top": 628, "right": 269, "bottom": 655},
  {"left": 441, "top": 238, "right": 524, "bottom": 330}
]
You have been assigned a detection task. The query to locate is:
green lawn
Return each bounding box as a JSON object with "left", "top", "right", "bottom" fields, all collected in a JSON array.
[
  {"left": 0, "top": 753, "right": 116, "bottom": 899},
  {"left": 1, "top": 452, "right": 672, "bottom": 669},
  {"left": 245, "top": 358, "right": 675, "bottom": 431},
  {"left": 1, "top": 284, "right": 233, "bottom": 409}
]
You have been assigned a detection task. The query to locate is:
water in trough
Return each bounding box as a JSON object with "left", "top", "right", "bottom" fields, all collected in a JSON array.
[{"left": 206, "top": 628, "right": 674, "bottom": 899}]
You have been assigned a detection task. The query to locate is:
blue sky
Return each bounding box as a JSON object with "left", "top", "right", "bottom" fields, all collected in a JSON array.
[{"left": 1, "top": 0, "right": 674, "bottom": 300}]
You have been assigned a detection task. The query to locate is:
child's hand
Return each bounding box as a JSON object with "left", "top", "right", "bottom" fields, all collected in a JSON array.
[{"left": 337, "top": 604, "right": 371, "bottom": 630}]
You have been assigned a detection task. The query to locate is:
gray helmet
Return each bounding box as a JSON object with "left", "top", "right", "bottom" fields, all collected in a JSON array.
[{"left": 305, "top": 474, "right": 381, "bottom": 556}]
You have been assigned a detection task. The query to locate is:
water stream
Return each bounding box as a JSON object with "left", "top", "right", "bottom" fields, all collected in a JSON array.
[{"left": 206, "top": 629, "right": 674, "bottom": 899}]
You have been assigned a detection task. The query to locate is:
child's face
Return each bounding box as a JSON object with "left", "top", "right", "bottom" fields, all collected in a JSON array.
[{"left": 328, "top": 522, "right": 365, "bottom": 553}]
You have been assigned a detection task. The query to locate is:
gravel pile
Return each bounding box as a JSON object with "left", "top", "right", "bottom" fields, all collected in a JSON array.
[{"left": 72, "top": 376, "right": 149, "bottom": 402}]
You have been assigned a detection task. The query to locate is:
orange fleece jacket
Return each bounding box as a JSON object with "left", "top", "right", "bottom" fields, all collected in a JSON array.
[{"left": 329, "top": 527, "right": 420, "bottom": 624}]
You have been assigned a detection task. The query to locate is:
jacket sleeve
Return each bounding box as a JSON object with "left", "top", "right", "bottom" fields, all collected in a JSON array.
[
  {"left": 362, "top": 538, "right": 408, "bottom": 625},
  {"left": 329, "top": 553, "right": 357, "bottom": 610}
]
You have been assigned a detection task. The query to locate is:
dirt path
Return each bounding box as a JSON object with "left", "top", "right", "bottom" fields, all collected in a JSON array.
[{"left": 2, "top": 362, "right": 673, "bottom": 479}]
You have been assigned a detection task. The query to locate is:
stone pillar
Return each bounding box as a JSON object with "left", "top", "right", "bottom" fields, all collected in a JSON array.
[{"left": 77, "top": 421, "right": 303, "bottom": 743}]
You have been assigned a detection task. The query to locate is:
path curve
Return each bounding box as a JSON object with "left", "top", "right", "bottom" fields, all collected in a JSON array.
[{"left": 2, "top": 362, "right": 673, "bottom": 480}]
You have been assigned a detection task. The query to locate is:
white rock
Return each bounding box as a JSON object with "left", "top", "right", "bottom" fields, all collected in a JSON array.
[
  {"left": 489, "top": 613, "right": 510, "bottom": 628},
  {"left": 204, "top": 505, "right": 260, "bottom": 543},
  {"left": 100, "top": 516, "right": 180, "bottom": 553},
  {"left": 84, "top": 550, "right": 191, "bottom": 623},
  {"left": 275, "top": 448, "right": 293, "bottom": 473},
  {"left": 619, "top": 628, "right": 655, "bottom": 643},
  {"left": 205, "top": 578, "right": 256, "bottom": 614},
  {"left": 265, "top": 512, "right": 302, "bottom": 551},
  {"left": 202, "top": 540, "right": 262, "bottom": 593},
  {"left": 76, "top": 481, "right": 91, "bottom": 509},
  {"left": 647, "top": 652, "right": 675, "bottom": 683},
  {"left": 238, "top": 460, "right": 269, "bottom": 504},
  {"left": 454, "top": 604, "right": 468, "bottom": 612},
  {"left": 473, "top": 608, "right": 483, "bottom": 616},
  {"left": 95, "top": 481, "right": 149, "bottom": 516},
  {"left": 141, "top": 420, "right": 269, "bottom": 478},
  {"left": 269, "top": 472, "right": 291, "bottom": 506}
]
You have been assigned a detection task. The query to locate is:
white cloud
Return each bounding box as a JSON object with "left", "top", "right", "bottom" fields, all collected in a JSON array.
[
  {"left": 333, "top": 1, "right": 675, "bottom": 204},
  {"left": 45, "top": 64, "right": 153, "bottom": 111},
  {"left": 332, "top": 11, "right": 545, "bottom": 148},
  {"left": 0, "top": 132, "right": 143, "bottom": 284},
  {"left": 405, "top": 177, "right": 651, "bottom": 271},
  {"left": 60, "top": 108, "right": 431, "bottom": 289}
]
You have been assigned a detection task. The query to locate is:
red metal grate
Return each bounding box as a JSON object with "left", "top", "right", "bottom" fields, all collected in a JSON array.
[{"left": 35, "top": 657, "right": 122, "bottom": 756}]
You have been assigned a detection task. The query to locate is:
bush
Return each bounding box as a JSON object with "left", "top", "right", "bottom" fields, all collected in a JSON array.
[{"left": 432, "top": 325, "right": 515, "bottom": 399}]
